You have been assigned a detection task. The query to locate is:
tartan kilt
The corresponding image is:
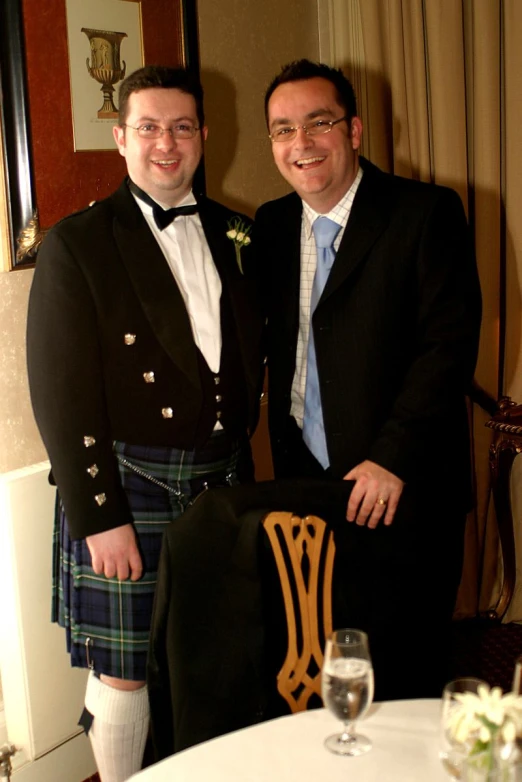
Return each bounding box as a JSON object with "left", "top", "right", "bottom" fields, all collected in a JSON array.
[{"left": 51, "top": 433, "right": 247, "bottom": 681}]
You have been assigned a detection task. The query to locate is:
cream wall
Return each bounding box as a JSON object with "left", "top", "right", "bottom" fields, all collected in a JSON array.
[
  {"left": 197, "top": 0, "right": 320, "bottom": 213},
  {"left": 0, "top": 2, "right": 320, "bottom": 476},
  {"left": 0, "top": 269, "right": 46, "bottom": 473},
  {"left": 0, "top": 105, "right": 46, "bottom": 472}
]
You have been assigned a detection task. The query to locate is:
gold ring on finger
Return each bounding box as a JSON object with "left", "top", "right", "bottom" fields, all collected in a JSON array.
[{"left": 376, "top": 497, "right": 387, "bottom": 506}]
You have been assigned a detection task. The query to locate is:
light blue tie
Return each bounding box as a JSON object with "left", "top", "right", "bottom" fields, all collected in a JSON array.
[{"left": 302, "top": 217, "right": 341, "bottom": 469}]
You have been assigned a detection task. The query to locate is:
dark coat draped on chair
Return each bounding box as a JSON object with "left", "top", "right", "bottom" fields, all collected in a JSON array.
[
  {"left": 147, "top": 477, "right": 459, "bottom": 760},
  {"left": 147, "top": 479, "right": 353, "bottom": 758}
]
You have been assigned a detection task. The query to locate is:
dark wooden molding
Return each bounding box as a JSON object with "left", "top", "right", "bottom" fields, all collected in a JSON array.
[{"left": 0, "top": 0, "right": 38, "bottom": 270}]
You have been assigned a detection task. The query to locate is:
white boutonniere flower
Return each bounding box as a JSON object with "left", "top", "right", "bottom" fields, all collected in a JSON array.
[{"left": 226, "top": 217, "right": 252, "bottom": 274}]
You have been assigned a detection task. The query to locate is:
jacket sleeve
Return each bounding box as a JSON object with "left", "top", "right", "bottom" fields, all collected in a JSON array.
[{"left": 26, "top": 227, "right": 132, "bottom": 539}]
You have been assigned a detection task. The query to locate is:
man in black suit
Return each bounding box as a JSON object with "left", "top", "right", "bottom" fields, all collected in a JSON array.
[
  {"left": 256, "top": 60, "right": 482, "bottom": 699},
  {"left": 27, "top": 66, "right": 262, "bottom": 781}
]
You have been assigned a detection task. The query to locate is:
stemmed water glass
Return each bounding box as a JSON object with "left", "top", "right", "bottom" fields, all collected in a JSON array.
[{"left": 321, "top": 628, "right": 374, "bottom": 756}]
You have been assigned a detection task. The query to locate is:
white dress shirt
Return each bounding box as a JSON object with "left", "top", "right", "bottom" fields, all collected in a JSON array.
[
  {"left": 290, "top": 167, "right": 363, "bottom": 428},
  {"left": 133, "top": 190, "right": 222, "bottom": 374}
]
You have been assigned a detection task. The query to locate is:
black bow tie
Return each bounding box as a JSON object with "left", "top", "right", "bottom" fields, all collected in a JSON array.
[{"left": 128, "top": 180, "right": 198, "bottom": 230}]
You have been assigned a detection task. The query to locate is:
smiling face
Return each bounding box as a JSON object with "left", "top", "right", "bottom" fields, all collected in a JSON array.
[
  {"left": 113, "top": 87, "right": 207, "bottom": 206},
  {"left": 267, "top": 77, "right": 362, "bottom": 213}
]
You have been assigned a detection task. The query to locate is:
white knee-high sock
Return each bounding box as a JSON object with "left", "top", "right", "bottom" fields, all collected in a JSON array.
[{"left": 85, "top": 671, "right": 150, "bottom": 782}]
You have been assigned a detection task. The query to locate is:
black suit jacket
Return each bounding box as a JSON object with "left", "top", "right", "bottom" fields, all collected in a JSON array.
[
  {"left": 256, "top": 157, "right": 482, "bottom": 508},
  {"left": 27, "top": 180, "right": 263, "bottom": 539}
]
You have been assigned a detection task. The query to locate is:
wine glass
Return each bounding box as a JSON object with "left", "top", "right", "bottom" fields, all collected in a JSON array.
[
  {"left": 439, "top": 677, "right": 487, "bottom": 778},
  {"left": 321, "top": 628, "right": 374, "bottom": 756}
]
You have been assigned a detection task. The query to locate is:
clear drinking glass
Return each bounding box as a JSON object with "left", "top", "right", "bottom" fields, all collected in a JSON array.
[
  {"left": 321, "top": 628, "right": 374, "bottom": 756},
  {"left": 439, "top": 677, "right": 488, "bottom": 778}
]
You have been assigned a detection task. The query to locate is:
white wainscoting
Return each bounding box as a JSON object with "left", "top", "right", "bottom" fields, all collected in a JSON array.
[{"left": 0, "top": 462, "right": 96, "bottom": 781}]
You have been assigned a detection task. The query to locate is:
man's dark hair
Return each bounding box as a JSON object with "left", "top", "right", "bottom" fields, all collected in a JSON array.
[
  {"left": 117, "top": 66, "right": 205, "bottom": 127},
  {"left": 264, "top": 59, "right": 357, "bottom": 124}
]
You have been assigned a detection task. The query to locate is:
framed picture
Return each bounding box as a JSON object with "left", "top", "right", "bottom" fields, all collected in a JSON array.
[
  {"left": 0, "top": 0, "right": 200, "bottom": 270},
  {"left": 66, "top": 0, "right": 144, "bottom": 152}
]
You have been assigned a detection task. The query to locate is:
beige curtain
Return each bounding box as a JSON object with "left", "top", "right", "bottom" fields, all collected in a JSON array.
[{"left": 327, "top": 0, "right": 522, "bottom": 620}]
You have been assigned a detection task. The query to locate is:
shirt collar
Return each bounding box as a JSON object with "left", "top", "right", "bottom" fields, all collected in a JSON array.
[
  {"left": 131, "top": 187, "right": 197, "bottom": 215},
  {"left": 302, "top": 167, "right": 364, "bottom": 240}
]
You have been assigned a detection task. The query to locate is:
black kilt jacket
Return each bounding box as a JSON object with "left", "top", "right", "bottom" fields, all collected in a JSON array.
[{"left": 26, "top": 180, "right": 263, "bottom": 540}]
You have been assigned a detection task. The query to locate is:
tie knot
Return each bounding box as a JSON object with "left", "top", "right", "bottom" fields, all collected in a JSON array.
[
  {"left": 128, "top": 179, "right": 198, "bottom": 229},
  {"left": 312, "top": 217, "right": 341, "bottom": 249},
  {"left": 153, "top": 203, "right": 198, "bottom": 230}
]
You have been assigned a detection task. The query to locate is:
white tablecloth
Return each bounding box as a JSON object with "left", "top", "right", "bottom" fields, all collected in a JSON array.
[{"left": 130, "top": 699, "right": 447, "bottom": 781}]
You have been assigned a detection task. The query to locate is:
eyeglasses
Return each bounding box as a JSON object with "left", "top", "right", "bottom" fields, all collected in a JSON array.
[
  {"left": 123, "top": 123, "right": 201, "bottom": 140},
  {"left": 269, "top": 116, "right": 348, "bottom": 143}
]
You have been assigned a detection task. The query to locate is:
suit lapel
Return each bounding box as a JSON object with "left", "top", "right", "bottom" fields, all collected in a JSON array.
[
  {"left": 273, "top": 195, "right": 303, "bottom": 359},
  {"left": 197, "top": 197, "right": 261, "bottom": 393},
  {"left": 320, "top": 159, "right": 391, "bottom": 306},
  {"left": 110, "top": 181, "right": 200, "bottom": 387},
  {"left": 196, "top": 196, "right": 235, "bottom": 284}
]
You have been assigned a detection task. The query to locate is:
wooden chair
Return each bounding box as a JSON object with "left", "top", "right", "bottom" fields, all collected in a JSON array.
[
  {"left": 262, "top": 511, "right": 335, "bottom": 713},
  {"left": 485, "top": 396, "right": 522, "bottom": 621}
]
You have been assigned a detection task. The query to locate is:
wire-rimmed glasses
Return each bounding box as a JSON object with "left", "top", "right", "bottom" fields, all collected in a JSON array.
[
  {"left": 122, "top": 123, "right": 201, "bottom": 140},
  {"left": 269, "top": 115, "right": 348, "bottom": 142}
]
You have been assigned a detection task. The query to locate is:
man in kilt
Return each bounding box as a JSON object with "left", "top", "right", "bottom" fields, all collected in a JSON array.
[{"left": 27, "top": 66, "right": 263, "bottom": 781}]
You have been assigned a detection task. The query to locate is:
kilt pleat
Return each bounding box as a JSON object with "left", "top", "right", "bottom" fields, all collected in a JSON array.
[{"left": 51, "top": 434, "right": 243, "bottom": 680}]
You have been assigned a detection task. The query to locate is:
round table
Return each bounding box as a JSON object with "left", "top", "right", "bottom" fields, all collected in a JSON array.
[{"left": 130, "top": 699, "right": 447, "bottom": 781}]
